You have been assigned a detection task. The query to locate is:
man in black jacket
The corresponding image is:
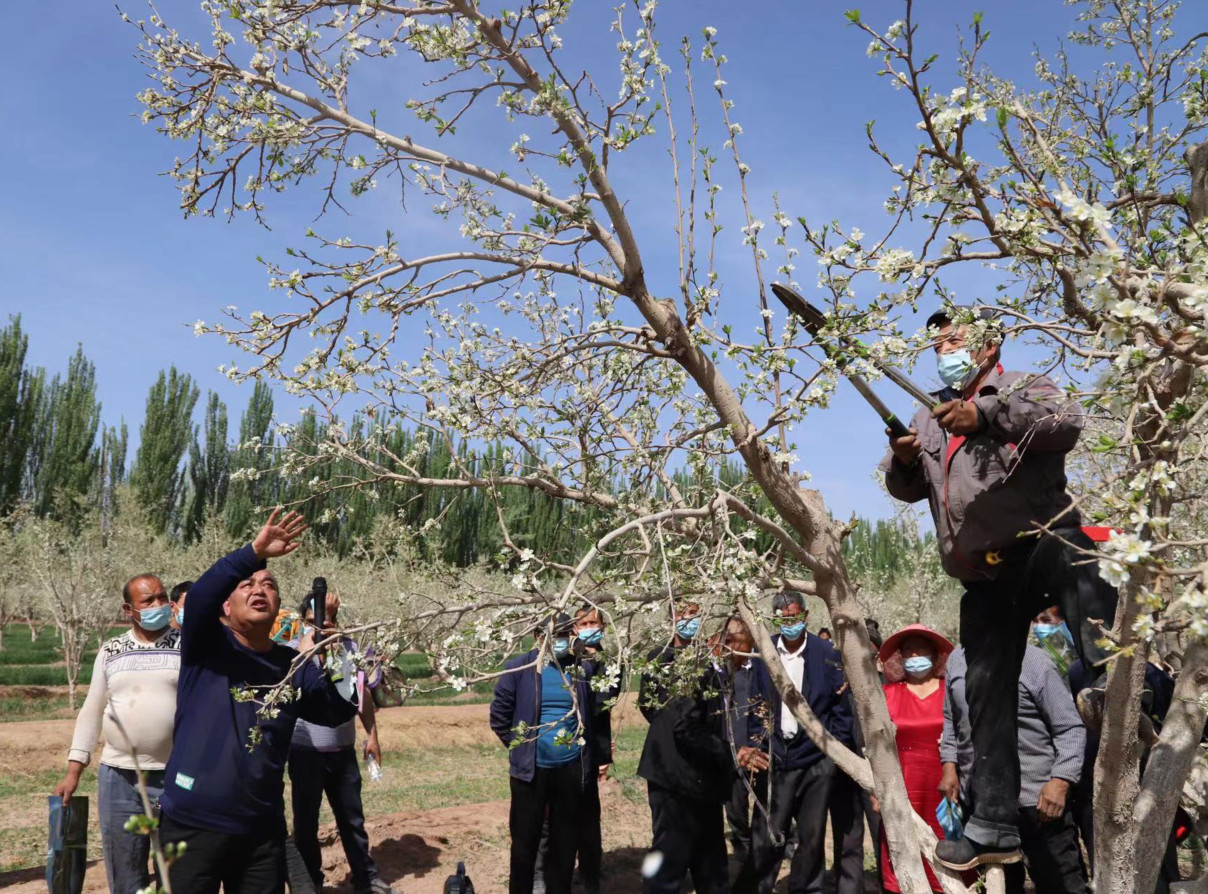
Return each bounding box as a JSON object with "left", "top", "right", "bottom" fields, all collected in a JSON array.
[
  {"left": 743, "top": 592, "right": 853, "bottom": 894},
  {"left": 637, "top": 602, "right": 731, "bottom": 894}
]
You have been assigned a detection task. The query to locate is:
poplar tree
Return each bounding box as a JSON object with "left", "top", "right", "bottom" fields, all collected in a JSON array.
[
  {"left": 0, "top": 317, "right": 43, "bottom": 514},
  {"left": 29, "top": 347, "right": 101, "bottom": 519},
  {"left": 225, "top": 382, "right": 274, "bottom": 538},
  {"left": 184, "top": 392, "right": 230, "bottom": 541},
  {"left": 130, "top": 367, "right": 199, "bottom": 534}
]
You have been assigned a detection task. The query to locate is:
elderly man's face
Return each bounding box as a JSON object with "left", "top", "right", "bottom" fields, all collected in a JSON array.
[
  {"left": 224, "top": 569, "right": 281, "bottom": 630},
  {"left": 724, "top": 619, "right": 753, "bottom": 666},
  {"left": 935, "top": 322, "right": 997, "bottom": 364},
  {"left": 675, "top": 602, "right": 700, "bottom": 622}
]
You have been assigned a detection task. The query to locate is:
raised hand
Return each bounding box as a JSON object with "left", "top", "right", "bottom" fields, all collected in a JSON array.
[{"left": 252, "top": 508, "right": 309, "bottom": 560}]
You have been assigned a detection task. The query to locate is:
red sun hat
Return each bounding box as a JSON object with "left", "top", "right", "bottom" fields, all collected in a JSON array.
[{"left": 878, "top": 624, "right": 955, "bottom": 664}]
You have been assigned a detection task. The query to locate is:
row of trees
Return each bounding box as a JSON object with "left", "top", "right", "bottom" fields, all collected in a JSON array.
[{"left": 1, "top": 315, "right": 939, "bottom": 584}]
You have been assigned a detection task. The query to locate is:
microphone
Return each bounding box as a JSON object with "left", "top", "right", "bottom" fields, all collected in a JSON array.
[{"left": 311, "top": 577, "right": 327, "bottom": 632}]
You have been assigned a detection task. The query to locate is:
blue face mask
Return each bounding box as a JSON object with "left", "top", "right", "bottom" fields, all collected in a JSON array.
[
  {"left": 779, "top": 621, "right": 806, "bottom": 640},
  {"left": 578, "top": 627, "right": 603, "bottom": 646},
  {"left": 675, "top": 618, "right": 700, "bottom": 640},
  {"left": 1035, "top": 621, "right": 1074, "bottom": 646},
  {"left": 903, "top": 656, "right": 934, "bottom": 677},
  {"left": 937, "top": 349, "right": 974, "bottom": 387},
  {"left": 553, "top": 637, "right": 571, "bottom": 657},
  {"left": 174, "top": 607, "right": 184, "bottom": 627},
  {"left": 138, "top": 604, "right": 173, "bottom": 632}
]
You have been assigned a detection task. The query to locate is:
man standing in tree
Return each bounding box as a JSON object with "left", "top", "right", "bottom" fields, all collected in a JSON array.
[
  {"left": 158, "top": 510, "right": 358, "bottom": 894},
  {"left": 880, "top": 306, "right": 1118, "bottom": 870},
  {"left": 55, "top": 573, "right": 180, "bottom": 894}
]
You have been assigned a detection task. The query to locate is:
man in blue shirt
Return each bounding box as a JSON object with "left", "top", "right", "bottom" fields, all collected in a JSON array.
[
  {"left": 490, "top": 612, "right": 604, "bottom": 894},
  {"left": 159, "top": 511, "right": 359, "bottom": 894}
]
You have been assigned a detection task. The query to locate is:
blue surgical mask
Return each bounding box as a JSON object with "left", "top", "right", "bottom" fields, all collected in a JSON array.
[
  {"left": 903, "top": 656, "right": 934, "bottom": 677},
  {"left": 578, "top": 627, "right": 603, "bottom": 646},
  {"left": 779, "top": 621, "right": 806, "bottom": 640},
  {"left": 138, "top": 604, "right": 173, "bottom": 632},
  {"left": 553, "top": 637, "right": 571, "bottom": 657},
  {"left": 1033, "top": 623, "right": 1059, "bottom": 640},
  {"left": 174, "top": 607, "right": 184, "bottom": 627},
  {"left": 675, "top": 618, "right": 700, "bottom": 640},
  {"left": 937, "top": 349, "right": 974, "bottom": 387}
]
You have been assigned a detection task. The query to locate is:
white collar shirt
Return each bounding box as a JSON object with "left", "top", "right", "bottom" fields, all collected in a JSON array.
[{"left": 776, "top": 635, "right": 808, "bottom": 737}]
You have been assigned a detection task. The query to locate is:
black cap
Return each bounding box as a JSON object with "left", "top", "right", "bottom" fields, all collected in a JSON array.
[
  {"left": 925, "top": 305, "right": 999, "bottom": 331},
  {"left": 535, "top": 612, "right": 574, "bottom": 637}
]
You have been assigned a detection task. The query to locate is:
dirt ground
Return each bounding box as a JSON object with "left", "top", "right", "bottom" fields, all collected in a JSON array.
[{"left": 0, "top": 698, "right": 875, "bottom": 893}]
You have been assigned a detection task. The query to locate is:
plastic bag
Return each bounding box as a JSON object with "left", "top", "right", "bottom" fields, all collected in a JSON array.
[
  {"left": 935, "top": 797, "right": 964, "bottom": 841},
  {"left": 46, "top": 795, "right": 88, "bottom": 894}
]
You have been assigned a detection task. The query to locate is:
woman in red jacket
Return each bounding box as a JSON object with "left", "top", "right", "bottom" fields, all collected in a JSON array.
[{"left": 877, "top": 624, "right": 954, "bottom": 894}]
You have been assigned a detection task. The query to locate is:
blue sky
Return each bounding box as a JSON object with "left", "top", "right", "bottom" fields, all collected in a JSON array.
[{"left": 0, "top": 0, "right": 1126, "bottom": 520}]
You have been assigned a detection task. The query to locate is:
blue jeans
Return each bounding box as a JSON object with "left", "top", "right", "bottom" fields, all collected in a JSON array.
[{"left": 99, "top": 764, "right": 165, "bottom": 894}]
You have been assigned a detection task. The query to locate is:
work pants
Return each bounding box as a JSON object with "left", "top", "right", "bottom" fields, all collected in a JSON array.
[
  {"left": 288, "top": 747, "right": 378, "bottom": 892},
  {"left": 643, "top": 781, "right": 729, "bottom": 894},
  {"left": 160, "top": 812, "right": 286, "bottom": 894},
  {"left": 747, "top": 757, "right": 836, "bottom": 894},
  {"left": 533, "top": 774, "right": 602, "bottom": 894},
  {"left": 961, "top": 528, "right": 1117, "bottom": 848},
  {"left": 510, "top": 763, "right": 591, "bottom": 894},
  {"left": 1003, "top": 808, "right": 1089, "bottom": 894},
  {"left": 98, "top": 764, "right": 165, "bottom": 894},
  {"left": 861, "top": 785, "right": 883, "bottom": 883},
  {"left": 818, "top": 771, "right": 864, "bottom": 894},
  {"left": 726, "top": 772, "right": 754, "bottom": 869}
]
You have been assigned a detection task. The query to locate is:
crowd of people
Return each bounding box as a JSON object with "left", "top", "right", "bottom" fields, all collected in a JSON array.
[
  {"left": 56, "top": 511, "right": 394, "bottom": 894},
  {"left": 51, "top": 305, "right": 1193, "bottom": 894}
]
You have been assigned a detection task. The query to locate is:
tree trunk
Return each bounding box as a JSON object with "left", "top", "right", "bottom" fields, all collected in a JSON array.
[
  {"left": 1132, "top": 637, "right": 1208, "bottom": 893},
  {"left": 623, "top": 277, "right": 938, "bottom": 893}
]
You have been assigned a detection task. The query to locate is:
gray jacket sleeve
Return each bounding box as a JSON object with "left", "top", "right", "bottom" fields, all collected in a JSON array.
[
  {"left": 971, "top": 373, "right": 1082, "bottom": 454},
  {"left": 940, "top": 672, "right": 959, "bottom": 766},
  {"left": 1033, "top": 655, "right": 1086, "bottom": 784}
]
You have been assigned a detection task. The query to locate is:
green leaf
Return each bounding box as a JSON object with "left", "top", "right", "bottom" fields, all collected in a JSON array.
[
  {"left": 844, "top": 8, "right": 861, "bottom": 24},
  {"left": 996, "top": 107, "right": 1008, "bottom": 128},
  {"left": 972, "top": 10, "right": 983, "bottom": 25}
]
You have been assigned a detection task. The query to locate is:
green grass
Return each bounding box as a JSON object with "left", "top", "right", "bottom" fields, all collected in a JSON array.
[
  {"left": 0, "top": 693, "right": 73, "bottom": 722},
  {"left": 0, "top": 625, "right": 128, "bottom": 686}
]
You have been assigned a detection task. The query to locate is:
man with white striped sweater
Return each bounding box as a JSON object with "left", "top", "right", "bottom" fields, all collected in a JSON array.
[{"left": 55, "top": 573, "right": 181, "bottom": 894}]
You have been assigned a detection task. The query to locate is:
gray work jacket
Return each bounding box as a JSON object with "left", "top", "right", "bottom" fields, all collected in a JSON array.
[{"left": 879, "top": 367, "right": 1083, "bottom": 581}]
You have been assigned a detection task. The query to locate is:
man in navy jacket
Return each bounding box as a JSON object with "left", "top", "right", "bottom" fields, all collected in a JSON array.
[
  {"left": 743, "top": 591, "right": 854, "bottom": 894},
  {"left": 490, "top": 614, "right": 603, "bottom": 894},
  {"left": 159, "top": 511, "right": 359, "bottom": 894}
]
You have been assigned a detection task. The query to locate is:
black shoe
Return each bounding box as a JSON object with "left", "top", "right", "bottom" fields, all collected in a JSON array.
[
  {"left": 934, "top": 837, "right": 1022, "bottom": 871},
  {"left": 1077, "top": 686, "right": 1159, "bottom": 747}
]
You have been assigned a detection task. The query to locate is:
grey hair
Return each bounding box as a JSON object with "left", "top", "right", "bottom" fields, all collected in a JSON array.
[{"left": 772, "top": 591, "right": 808, "bottom": 612}]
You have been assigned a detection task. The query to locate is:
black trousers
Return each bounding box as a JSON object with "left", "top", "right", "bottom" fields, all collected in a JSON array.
[
  {"left": 860, "top": 786, "right": 883, "bottom": 884},
  {"left": 961, "top": 528, "right": 1117, "bottom": 847},
  {"left": 747, "top": 758, "right": 836, "bottom": 894},
  {"left": 644, "top": 781, "right": 729, "bottom": 894},
  {"left": 726, "top": 773, "right": 755, "bottom": 869},
  {"left": 288, "top": 747, "right": 378, "bottom": 891},
  {"left": 510, "top": 763, "right": 592, "bottom": 894},
  {"left": 821, "top": 771, "right": 865, "bottom": 894},
  {"left": 535, "top": 775, "right": 602, "bottom": 893},
  {"left": 160, "top": 812, "right": 286, "bottom": 894},
  {"left": 1003, "top": 808, "right": 1089, "bottom": 894}
]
